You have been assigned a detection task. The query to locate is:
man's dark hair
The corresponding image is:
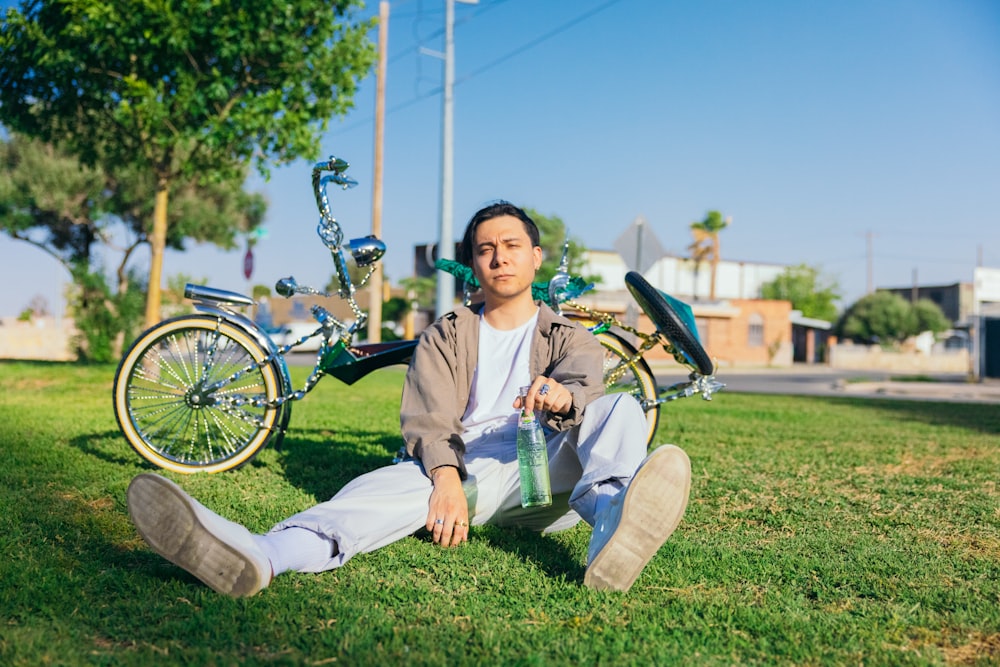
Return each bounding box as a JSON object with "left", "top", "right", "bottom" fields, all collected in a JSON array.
[{"left": 458, "top": 201, "right": 540, "bottom": 266}]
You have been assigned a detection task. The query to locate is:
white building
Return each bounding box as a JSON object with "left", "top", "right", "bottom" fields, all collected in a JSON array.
[{"left": 582, "top": 249, "right": 787, "bottom": 302}]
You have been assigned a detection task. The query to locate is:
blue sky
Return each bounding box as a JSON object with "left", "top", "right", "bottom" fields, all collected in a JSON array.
[{"left": 2, "top": 0, "right": 999, "bottom": 319}]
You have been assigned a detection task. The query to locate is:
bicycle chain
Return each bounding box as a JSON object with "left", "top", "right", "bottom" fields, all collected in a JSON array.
[{"left": 563, "top": 299, "right": 692, "bottom": 370}]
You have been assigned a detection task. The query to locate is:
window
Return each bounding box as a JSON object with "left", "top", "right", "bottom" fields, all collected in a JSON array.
[
  {"left": 748, "top": 313, "right": 764, "bottom": 347},
  {"left": 695, "top": 317, "right": 709, "bottom": 348}
]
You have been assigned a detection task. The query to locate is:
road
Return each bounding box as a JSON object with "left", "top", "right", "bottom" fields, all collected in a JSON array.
[
  {"left": 652, "top": 364, "right": 1000, "bottom": 404},
  {"left": 286, "top": 350, "right": 1000, "bottom": 404}
]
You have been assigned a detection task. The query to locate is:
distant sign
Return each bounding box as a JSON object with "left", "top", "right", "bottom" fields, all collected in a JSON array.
[
  {"left": 975, "top": 267, "right": 1000, "bottom": 304},
  {"left": 243, "top": 248, "right": 254, "bottom": 280},
  {"left": 614, "top": 215, "right": 665, "bottom": 274}
]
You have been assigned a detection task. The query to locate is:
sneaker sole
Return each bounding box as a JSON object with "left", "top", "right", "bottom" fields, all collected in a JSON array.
[
  {"left": 127, "top": 473, "right": 266, "bottom": 597},
  {"left": 584, "top": 445, "right": 691, "bottom": 592}
]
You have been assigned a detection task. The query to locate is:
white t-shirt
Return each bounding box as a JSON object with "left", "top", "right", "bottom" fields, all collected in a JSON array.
[{"left": 460, "top": 309, "right": 538, "bottom": 444}]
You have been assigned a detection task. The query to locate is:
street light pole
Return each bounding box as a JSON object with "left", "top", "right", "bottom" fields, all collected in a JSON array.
[{"left": 435, "top": 0, "right": 457, "bottom": 318}]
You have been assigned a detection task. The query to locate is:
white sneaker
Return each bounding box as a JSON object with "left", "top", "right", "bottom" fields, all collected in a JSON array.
[
  {"left": 127, "top": 473, "right": 272, "bottom": 597},
  {"left": 584, "top": 445, "right": 691, "bottom": 592}
]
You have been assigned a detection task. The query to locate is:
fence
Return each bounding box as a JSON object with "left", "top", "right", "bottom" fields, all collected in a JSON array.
[
  {"left": 0, "top": 317, "right": 76, "bottom": 361},
  {"left": 828, "top": 341, "right": 969, "bottom": 374}
]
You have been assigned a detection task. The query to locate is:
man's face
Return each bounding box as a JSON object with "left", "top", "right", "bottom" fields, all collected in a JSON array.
[{"left": 470, "top": 215, "right": 542, "bottom": 304}]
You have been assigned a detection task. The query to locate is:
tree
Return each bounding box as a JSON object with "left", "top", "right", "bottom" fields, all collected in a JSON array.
[
  {"left": 834, "top": 291, "right": 950, "bottom": 347},
  {"left": 0, "top": 0, "right": 375, "bottom": 328},
  {"left": 524, "top": 207, "right": 599, "bottom": 285},
  {"left": 760, "top": 264, "right": 841, "bottom": 322},
  {"left": 18, "top": 295, "right": 50, "bottom": 322},
  {"left": 399, "top": 276, "right": 437, "bottom": 310},
  {"left": 688, "top": 210, "right": 731, "bottom": 301},
  {"left": 1, "top": 133, "right": 266, "bottom": 359},
  {"left": 325, "top": 262, "right": 370, "bottom": 294},
  {"left": 911, "top": 298, "right": 951, "bottom": 335}
]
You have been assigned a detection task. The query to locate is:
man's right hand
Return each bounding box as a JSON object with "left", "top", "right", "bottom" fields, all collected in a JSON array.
[{"left": 426, "top": 466, "right": 469, "bottom": 547}]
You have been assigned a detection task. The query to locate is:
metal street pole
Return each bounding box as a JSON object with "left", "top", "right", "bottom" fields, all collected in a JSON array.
[{"left": 435, "top": 0, "right": 457, "bottom": 318}]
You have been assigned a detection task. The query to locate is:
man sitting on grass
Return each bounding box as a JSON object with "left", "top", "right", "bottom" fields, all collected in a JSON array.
[{"left": 126, "top": 201, "right": 691, "bottom": 596}]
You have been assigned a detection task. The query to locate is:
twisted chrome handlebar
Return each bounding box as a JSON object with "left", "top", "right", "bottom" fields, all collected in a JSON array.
[{"left": 273, "top": 157, "right": 386, "bottom": 340}]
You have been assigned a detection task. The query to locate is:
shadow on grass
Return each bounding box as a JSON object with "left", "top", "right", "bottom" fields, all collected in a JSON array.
[
  {"left": 811, "top": 394, "right": 1000, "bottom": 435},
  {"left": 276, "top": 427, "right": 403, "bottom": 501},
  {"left": 477, "top": 525, "right": 587, "bottom": 583},
  {"left": 720, "top": 385, "right": 1000, "bottom": 436},
  {"left": 70, "top": 429, "right": 148, "bottom": 468}
]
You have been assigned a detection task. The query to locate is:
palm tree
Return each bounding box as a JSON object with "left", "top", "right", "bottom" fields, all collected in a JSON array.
[{"left": 687, "top": 211, "right": 731, "bottom": 300}]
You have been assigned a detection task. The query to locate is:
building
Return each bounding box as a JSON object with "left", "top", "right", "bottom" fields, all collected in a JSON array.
[
  {"left": 879, "top": 270, "right": 1000, "bottom": 378},
  {"left": 575, "top": 250, "right": 801, "bottom": 368},
  {"left": 583, "top": 249, "right": 787, "bottom": 303},
  {"left": 973, "top": 267, "right": 1000, "bottom": 378},
  {"left": 881, "top": 282, "right": 976, "bottom": 326}
]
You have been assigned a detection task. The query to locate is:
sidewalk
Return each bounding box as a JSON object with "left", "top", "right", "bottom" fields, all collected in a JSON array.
[{"left": 834, "top": 377, "right": 1000, "bottom": 403}]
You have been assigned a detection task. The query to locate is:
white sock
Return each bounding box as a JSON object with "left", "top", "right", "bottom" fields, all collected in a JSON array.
[
  {"left": 592, "top": 479, "right": 626, "bottom": 522},
  {"left": 253, "top": 527, "right": 337, "bottom": 576}
]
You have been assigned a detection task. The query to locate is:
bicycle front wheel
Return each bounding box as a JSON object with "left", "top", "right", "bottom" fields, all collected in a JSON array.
[
  {"left": 113, "top": 315, "right": 282, "bottom": 474},
  {"left": 596, "top": 331, "right": 660, "bottom": 447}
]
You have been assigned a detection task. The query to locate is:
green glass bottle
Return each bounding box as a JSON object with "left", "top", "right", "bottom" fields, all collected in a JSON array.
[{"left": 516, "top": 386, "right": 552, "bottom": 507}]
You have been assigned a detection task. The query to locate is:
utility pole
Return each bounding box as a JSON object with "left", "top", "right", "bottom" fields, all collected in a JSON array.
[
  {"left": 368, "top": 0, "right": 389, "bottom": 342},
  {"left": 433, "top": 0, "right": 477, "bottom": 318},
  {"left": 434, "top": 0, "right": 458, "bottom": 318},
  {"left": 634, "top": 215, "right": 644, "bottom": 276},
  {"left": 865, "top": 230, "right": 875, "bottom": 294}
]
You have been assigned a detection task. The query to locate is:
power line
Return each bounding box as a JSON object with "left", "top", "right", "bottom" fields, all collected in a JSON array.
[
  {"left": 330, "top": 0, "right": 627, "bottom": 135},
  {"left": 456, "top": 0, "right": 625, "bottom": 85}
]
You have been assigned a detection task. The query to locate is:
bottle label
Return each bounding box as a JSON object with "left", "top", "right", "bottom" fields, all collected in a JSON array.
[{"left": 517, "top": 420, "right": 552, "bottom": 507}]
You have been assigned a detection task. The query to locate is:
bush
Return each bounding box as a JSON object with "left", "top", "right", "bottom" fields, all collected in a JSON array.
[
  {"left": 834, "top": 291, "right": 950, "bottom": 347},
  {"left": 67, "top": 266, "right": 145, "bottom": 362}
]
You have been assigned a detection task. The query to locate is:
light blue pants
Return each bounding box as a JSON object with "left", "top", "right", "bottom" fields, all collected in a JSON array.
[{"left": 269, "top": 394, "right": 649, "bottom": 572}]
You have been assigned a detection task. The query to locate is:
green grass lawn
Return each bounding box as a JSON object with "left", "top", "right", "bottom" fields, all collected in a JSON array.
[{"left": 1, "top": 360, "right": 997, "bottom": 666}]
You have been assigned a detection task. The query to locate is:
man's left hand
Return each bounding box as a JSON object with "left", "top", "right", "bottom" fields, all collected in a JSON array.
[{"left": 516, "top": 376, "right": 572, "bottom": 415}]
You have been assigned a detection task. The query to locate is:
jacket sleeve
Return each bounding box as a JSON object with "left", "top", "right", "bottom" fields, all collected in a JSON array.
[
  {"left": 540, "top": 320, "right": 606, "bottom": 432},
  {"left": 399, "top": 318, "right": 469, "bottom": 479}
]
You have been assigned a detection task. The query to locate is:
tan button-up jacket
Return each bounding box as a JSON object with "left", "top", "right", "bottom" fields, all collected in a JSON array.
[{"left": 399, "top": 302, "right": 604, "bottom": 479}]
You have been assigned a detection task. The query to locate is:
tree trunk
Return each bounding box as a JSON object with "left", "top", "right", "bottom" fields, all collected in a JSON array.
[
  {"left": 709, "top": 235, "right": 720, "bottom": 300},
  {"left": 144, "top": 179, "right": 170, "bottom": 329}
]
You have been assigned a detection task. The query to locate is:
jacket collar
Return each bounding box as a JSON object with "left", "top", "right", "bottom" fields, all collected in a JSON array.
[{"left": 457, "top": 301, "right": 569, "bottom": 337}]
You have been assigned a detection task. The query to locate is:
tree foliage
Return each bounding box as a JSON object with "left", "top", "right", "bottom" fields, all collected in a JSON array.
[
  {"left": 399, "top": 276, "right": 437, "bottom": 310},
  {"left": 760, "top": 263, "right": 841, "bottom": 322},
  {"left": 524, "top": 207, "right": 599, "bottom": 286},
  {"left": 834, "top": 291, "right": 950, "bottom": 346},
  {"left": 0, "top": 0, "right": 375, "bottom": 326},
  {"left": 0, "top": 134, "right": 265, "bottom": 272},
  {"left": 0, "top": 133, "right": 265, "bottom": 359},
  {"left": 911, "top": 298, "right": 951, "bottom": 335},
  {"left": 688, "top": 210, "right": 730, "bottom": 300}
]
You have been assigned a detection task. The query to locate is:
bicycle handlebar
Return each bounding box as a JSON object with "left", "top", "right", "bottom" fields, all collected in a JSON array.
[{"left": 311, "top": 156, "right": 357, "bottom": 250}]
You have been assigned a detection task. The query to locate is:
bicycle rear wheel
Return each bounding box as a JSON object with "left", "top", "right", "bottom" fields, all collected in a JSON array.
[
  {"left": 113, "top": 315, "right": 282, "bottom": 474},
  {"left": 596, "top": 331, "right": 660, "bottom": 447},
  {"left": 624, "top": 271, "right": 715, "bottom": 376}
]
